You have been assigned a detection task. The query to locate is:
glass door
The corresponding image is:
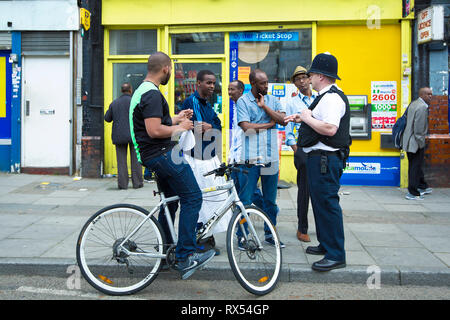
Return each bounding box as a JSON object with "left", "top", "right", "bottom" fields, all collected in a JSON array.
[{"left": 112, "top": 63, "right": 147, "bottom": 100}]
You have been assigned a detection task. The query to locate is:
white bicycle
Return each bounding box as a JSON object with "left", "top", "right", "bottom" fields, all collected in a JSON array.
[{"left": 76, "top": 162, "right": 282, "bottom": 296}]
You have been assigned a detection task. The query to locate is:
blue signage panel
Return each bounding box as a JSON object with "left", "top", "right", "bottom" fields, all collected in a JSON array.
[
  {"left": 340, "top": 156, "right": 400, "bottom": 186},
  {"left": 230, "top": 32, "right": 299, "bottom": 42}
]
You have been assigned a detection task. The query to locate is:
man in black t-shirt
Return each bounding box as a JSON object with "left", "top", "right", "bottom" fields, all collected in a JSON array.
[{"left": 130, "top": 52, "right": 215, "bottom": 280}]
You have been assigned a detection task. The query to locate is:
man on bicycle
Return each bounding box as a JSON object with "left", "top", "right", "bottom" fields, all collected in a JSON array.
[{"left": 129, "top": 52, "right": 215, "bottom": 279}]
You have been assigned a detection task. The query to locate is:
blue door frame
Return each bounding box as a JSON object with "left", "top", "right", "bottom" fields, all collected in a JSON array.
[
  {"left": 0, "top": 50, "right": 12, "bottom": 171},
  {"left": 0, "top": 32, "right": 21, "bottom": 172}
]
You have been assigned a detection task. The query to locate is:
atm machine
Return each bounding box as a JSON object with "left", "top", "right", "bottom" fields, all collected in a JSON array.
[{"left": 348, "top": 95, "right": 371, "bottom": 140}]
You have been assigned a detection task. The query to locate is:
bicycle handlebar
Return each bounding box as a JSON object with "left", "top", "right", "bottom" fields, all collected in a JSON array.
[{"left": 203, "top": 163, "right": 249, "bottom": 177}]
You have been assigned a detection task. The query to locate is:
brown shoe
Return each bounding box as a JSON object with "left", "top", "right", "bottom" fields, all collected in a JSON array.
[{"left": 297, "top": 231, "right": 311, "bottom": 242}]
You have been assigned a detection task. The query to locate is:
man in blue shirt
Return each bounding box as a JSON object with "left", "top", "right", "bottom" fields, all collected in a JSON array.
[
  {"left": 179, "top": 70, "right": 226, "bottom": 255},
  {"left": 285, "top": 66, "right": 316, "bottom": 243},
  {"left": 180, "top": 70, "right": 222, "bottom": 160},
  {"left": 237, "top": 69, "right": 286, "bottom": 247}
]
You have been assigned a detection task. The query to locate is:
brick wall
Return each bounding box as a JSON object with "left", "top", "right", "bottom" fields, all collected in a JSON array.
[
  {"left": 80, "top": 0, "right": 104, "bottom": 178},
  {"left": 81, "top": 136, "right": 102, "bottom": 178},
  {"left": 428, "top": 96, "right": 449, "bottom": 134},
  {"left": 424, "top": 95, "right": 450, "bottom": 187}
]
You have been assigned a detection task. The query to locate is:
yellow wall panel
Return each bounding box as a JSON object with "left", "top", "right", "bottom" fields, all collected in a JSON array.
[
  {"left": 317, "top": 24, "right": 402, "bottom": 153},
  {"left": 103, "top": 0, "right": 404, "bottom": 26}
]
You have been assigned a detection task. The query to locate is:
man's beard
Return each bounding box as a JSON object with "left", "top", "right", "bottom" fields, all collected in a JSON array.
[{"left": 161, "top": 72, "right": 171, "bottom": 85}]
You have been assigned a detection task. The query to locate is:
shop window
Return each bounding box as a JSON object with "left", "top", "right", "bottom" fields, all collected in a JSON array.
[
  {"left": 231, "top": 29, "right": 311, "bottom": 83},
  {"left": 112, "top": 63, "right": 147, "bottom": 100},
  {"left": 174, "top": 63, "right": 222, "bottom": 114},
  {"left": 109, "top": 30, "right": 157, "bottom": 55},
  {"left": 171, "top": 33, "right": 224, "bottom": 55}
]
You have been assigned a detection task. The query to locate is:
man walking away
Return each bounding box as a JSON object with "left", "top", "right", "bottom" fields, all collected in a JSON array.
[{"left": 105, "top": 83, "right": 143, "bottom": 190}]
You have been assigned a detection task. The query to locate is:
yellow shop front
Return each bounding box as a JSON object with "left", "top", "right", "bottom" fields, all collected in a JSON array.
[{"left": 102, "top": 0, "right": 413, "bottom": 187}]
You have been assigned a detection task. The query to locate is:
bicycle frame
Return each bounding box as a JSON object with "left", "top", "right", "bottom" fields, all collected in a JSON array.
[{"left": 117, "top": 178, "right": 262, "bottom": 259}]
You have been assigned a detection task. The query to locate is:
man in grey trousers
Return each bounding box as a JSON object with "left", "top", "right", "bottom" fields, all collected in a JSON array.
[
  {"left": 402, "top": 87, "right": 433, "bottom": 200},
  {"left": 105, "top": 82, "right": 143, "bottom": 189}
]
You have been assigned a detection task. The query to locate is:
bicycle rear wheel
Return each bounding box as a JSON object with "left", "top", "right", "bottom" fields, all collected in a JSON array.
[
  {"left": 76, "top": 204, "right": 165, "bottom": 295},
  {"left": 226, "top": 205, "right": 282, "bottom": 295}
]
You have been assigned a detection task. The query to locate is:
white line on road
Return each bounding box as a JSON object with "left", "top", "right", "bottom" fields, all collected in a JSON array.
[{"left": 16, "top": 286, "right": 145, "bottom": 300}]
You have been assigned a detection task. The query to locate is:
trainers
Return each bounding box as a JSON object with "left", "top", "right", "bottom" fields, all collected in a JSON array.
[
  {"left": 265, "top": 237, "right": 286, "bottom": 248},
  {"left": 143, "top": 173, "right": 154, "bottom": 183},
  {"left": 237, "top": 237, "right": 247, "bottom": 251},
  {"left": 174, "top": 249, "right": 215, "bottom": 280},
  {"left": 405, "top": 193, "right": 424, "bottom": 201},
  {"left": 418, "top": 188, "right": 433, "bottom": 196}
]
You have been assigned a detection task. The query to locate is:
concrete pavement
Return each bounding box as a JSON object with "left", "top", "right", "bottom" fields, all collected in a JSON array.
[{"left": 0, "top": 172, "right": 449, "bottom": 288}]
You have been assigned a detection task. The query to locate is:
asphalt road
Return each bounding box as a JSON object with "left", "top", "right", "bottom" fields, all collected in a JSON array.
[{"left": 1, "top": 274, "right": 449, "bottom": 300}]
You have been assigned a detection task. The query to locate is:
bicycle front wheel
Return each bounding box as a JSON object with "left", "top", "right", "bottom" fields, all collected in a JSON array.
[
  {"left": 227, "top": 205, "right": 282, "bottom": 296},
  {"left": 76, "top": 204, "right": 165, "bottom": 295}
]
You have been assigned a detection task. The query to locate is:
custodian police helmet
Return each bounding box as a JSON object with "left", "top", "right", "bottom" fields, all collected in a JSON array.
[{"left": 307, "top": 52, "right": 341, "bottom": 80}]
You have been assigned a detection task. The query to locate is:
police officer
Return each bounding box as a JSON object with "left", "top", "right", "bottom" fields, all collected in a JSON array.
[{"left": 285, "top": 53, "right": 351, "bottom": 271}]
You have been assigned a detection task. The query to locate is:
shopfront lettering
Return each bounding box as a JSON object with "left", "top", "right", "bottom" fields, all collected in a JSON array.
[
  {"left": 231, "top": 32, "right": 298, "bottom": 42},
  {"left": 420, "top": 31, "right": 430, "bottom": 39},
  {"left": 418, "top": 20, "right": 431, "bottom": 30}
]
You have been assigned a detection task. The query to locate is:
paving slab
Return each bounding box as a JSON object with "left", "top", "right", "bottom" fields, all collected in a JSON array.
[
  {"left": 365, "top": 247, "right": 448, "bottom": 268},
  {"left": 0, "top": 173, "right": 448, "bottom": 287}
]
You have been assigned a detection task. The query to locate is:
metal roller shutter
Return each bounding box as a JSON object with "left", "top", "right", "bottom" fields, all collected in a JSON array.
[
  {"left": 0, "top": 32, "right": 12, "bottom": 50},
  {"left": 22, "top": 31, "right": 70, "bottom": 56}
]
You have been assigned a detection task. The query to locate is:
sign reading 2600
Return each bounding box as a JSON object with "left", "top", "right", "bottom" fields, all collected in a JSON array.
[{"left": 371, "top": 92, "right": 397, "bottom": 102}]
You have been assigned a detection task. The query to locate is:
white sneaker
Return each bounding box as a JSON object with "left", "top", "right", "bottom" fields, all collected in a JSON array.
[
  {"left": 418, "top": 188, "right": 433, "bottom": 196},
  {"left": 405, "top": 193, "right": 424, "bottom": 200}
]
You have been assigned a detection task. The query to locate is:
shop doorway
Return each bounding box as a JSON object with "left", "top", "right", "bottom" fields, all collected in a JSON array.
[{"left": 21, "top": 56, "right": 71, "bottom": 171}]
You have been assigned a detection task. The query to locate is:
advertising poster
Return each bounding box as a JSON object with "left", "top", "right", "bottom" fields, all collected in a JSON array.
[
  {"left": 268, "top": 83, "right": 298, "bottom": 151},
  {"left": 371, "top": 81, "right": 397, "bottom": 131}
]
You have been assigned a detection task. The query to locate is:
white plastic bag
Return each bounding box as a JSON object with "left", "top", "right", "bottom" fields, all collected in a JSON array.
[
  {"left": 184, "top": 154, "right": 232, "bottom": 234},
  {"left": 178, "top": 130, "right": 195, "bottom": 151}
]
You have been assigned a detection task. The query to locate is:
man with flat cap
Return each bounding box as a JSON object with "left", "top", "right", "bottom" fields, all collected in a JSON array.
[
  {"left": 285, "top": 66, "right": 316, "bottom": 243},
  {"left": 285, "top": 53, "right": 351, "bottom": 271}
]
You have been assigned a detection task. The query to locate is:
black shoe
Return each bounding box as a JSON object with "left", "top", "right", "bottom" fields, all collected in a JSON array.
[
  {"left": 306, "top": 246, "right": 326, "bottom": 255},
  {"left": 264, "top": 237, "right": 286, "bottom": 248},
  {"left": 312, "top": 258, "right": 346, "bottom": 272},
  {"left": 197, "top": 236, "right": 220, "bottom": 256}
]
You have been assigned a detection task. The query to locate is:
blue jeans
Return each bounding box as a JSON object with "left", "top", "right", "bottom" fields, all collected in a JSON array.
[
  {"left": 231, "top": 170, "right": 265, "bottom": 210},
  {"left": 236, "top": 164, "right": 279, "bottom": 237},
  {"left": 307, "top": 154, "right": 345, "bottom": 262},
  {"left": 143, "top": 150, "right": 202, "bottom": 261}
]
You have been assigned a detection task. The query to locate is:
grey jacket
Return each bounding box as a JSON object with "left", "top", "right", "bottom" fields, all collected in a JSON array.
[
  {"left": 402, "top": 97, "right": 428, "bottom": 153},
  {"left": 104, "top": 94, "right": 132, "bottom": 145}
]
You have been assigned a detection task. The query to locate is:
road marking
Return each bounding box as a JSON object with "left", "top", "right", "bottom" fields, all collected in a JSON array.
[{"left": 16, "top": 286, "right": 145, "bottom": 300}]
